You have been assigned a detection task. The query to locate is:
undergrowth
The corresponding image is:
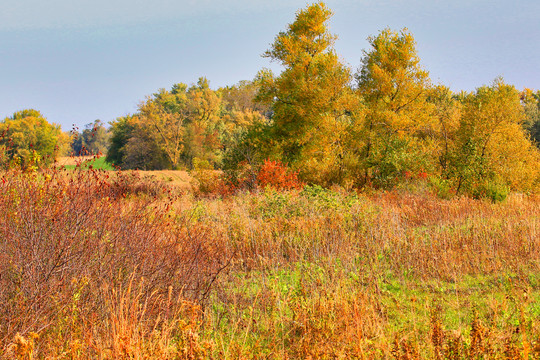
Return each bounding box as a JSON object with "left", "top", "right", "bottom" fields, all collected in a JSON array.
[{"left": 1, "top": 169, "right": 539, "bottom": 359}]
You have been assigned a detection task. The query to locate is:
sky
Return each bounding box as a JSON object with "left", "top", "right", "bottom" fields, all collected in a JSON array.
[{"left": 1, "top": 0, "right": 539, "bottom": 130}]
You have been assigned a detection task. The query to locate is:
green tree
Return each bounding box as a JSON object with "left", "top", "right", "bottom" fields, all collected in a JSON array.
[
  {"left": 256, "top": 1, "right": 356, "bottom": 185},
  {"left": 106, "top": 115, "right": 136, "bottom": 166},
  {"left": 0, "top": 109, "right": 68, "bottom": 169},
  {"left": 106, "top": 114, "right": 170, "bottom": 170},
  {"left": 521, "top": 88, "right": 540, "bottom": 146}
]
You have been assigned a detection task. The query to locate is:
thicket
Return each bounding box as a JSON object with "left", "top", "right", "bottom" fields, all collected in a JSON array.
[{"left": 0, "top": 168, "right": 228, "bottom": 358}]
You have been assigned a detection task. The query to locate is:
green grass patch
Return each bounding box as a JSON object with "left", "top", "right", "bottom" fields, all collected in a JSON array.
[{"left": 63, "top": 156, "right": 115, "bottom": 171}]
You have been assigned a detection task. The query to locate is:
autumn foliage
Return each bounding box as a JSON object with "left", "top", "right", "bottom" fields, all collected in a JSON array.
[
  {"left": 2, "top": 2, "right": 540, "bottom": 358},
  {"left": 0, "top": 167, "right": 226, "bottom": 358},
  {"left": 256, "top": 159, "right": 304, "bottom": 190}
]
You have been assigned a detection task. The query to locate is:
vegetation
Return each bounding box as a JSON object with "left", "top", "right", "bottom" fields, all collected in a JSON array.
[
  {"left": 106, "top": 78, "right": 266, "bottom": 171},
  {"left": 0, "top": 110, "right": 68, "bottom": 170},
  {"left": 255, "top": 2, "right": 355, "bottom": 185},
  {"left": 61, "top": 155, "right": 116, "bottom": 171},
  {"left": 102, "top": 2, "right": 539, "bottom": 200},
  {"left": 1, "top": 2, "right": 540, "bottom": 359},
  {"left": 70, "top": 120, "right": 109, "bottom": 157},
  {"left": 1, "top": 168, "right": 539, "bottom": 359}
]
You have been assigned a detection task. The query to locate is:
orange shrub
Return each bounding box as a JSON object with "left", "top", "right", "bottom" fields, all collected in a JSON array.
[{"left": 256, "top": 159, "right": 304, "bottom": 191}]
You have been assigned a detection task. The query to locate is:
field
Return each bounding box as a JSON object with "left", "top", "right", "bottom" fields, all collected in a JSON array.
[
  {"left": 56, "top": 156, "right": 116, "bottom": 171},
  {"left": 1, "top": 167, "right": 539, "bottom": 359}
]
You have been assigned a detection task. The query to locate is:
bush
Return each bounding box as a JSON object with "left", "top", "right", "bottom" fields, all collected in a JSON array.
[
  {"left": 0, "top": 168, "right": 226, "bottom": 357},
  {"left": 190, "top": 158, "right": 224, "bottom": 196},
  {"left": 256, "top": 159, "right": 304, "bottom": 191},
  {"left": 428, "top": 176, "right": 454, "bottom": 200},
  {"left": 472, "top": 180, "right": 510, "bottom": 202}
]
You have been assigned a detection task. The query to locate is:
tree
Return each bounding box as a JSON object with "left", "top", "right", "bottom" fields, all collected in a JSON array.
[
  {"left": 107, "top": 78, "right": 239, "bottom": 170},
  {"left": 256, "top": 1, "right": 356, "bottom": 185},
  {"left": 106, "top": 115, "right": 136, "bottom": 166},
  {"left": 220, "top": 80, "right": 271, "bottom": 116},
  {"left": 355, "top": 28, "right": 435, "bottom": 188},
  {"left": 0, "top": 109, "right": 68, "bottom": 169},
  {"left": 183, "top": 78, "right": 223, "bottom": 167},
  {"left": 106, "top": 114, "right": 170, "bottom": 170},
  {"left": 449, "top": 79, "right": 540, "bottom": 198},
  {"left": 71, "top": 119, "right": 109, "bottom": 156},
  {"left": 137, "top": 86, "right": 189, "bottom": 169},
  {"left": 521, "top": 88, "right": 540, "bottom": 146},
  {"left": 420, "top": 84, "right": 463, "bottom": 195}
]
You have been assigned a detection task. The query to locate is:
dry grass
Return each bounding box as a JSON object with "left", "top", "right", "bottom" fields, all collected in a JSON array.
[
  {"left": 188, "top": 186, "right": 540, "bottom": 359},
  {"left": 1, "top": 171, "right": 539, "bottom": 359},
  {"left": 54, "top": 156, "right": 95, "bottom": 166},
  {"left": 137, "top": 170, "right": 194, "bottom": 194},
  {"left": 0, "top": 168, "right": 225, "bottom": 359}
]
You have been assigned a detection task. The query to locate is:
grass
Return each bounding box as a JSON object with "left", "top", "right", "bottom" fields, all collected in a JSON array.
[
  {"left": 1, "top": 169, "right": 539, "bottom": 359},
  {"left": 60, "top": 155, "right": 116, "bottom": 171}
]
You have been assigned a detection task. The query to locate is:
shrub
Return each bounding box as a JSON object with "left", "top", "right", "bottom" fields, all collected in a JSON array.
[
  {"left": 428, "top": 176, "right": 454, "bottom": 200},
  {"left": 190, "top": 158, "right": 224, "bottom": 196},
  {"left": 256, "top": 159, "right": 304, "bottom": 191},
  {"left": 0, "top": 168, "right": 227, "bottom": 357},
  {"left": 472, "top": 179, "right": 510, "bottom": 202}
]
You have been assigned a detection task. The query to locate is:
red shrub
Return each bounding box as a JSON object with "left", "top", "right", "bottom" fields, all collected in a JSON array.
[{"left": 256, "top": 159, "right": 304, "bottom": 191}]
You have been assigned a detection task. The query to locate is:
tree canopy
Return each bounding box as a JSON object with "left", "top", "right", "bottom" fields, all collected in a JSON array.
[
  {"left": 256, "top": 2, "right": 356, "bottom": 184},
  {"left": 0, "top": 109, "right": 68, "bottom": 169},
  {"left": 107, "top": 78, "right": 266, "bottom": 170}
]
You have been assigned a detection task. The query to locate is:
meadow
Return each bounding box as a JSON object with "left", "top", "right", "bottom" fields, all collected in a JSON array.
[{"left": 1, "top": 164, "right": 539, "bottom": 359}]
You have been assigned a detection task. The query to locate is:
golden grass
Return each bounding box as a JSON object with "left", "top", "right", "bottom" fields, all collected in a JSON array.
[
  {"left": 1, "top": 170, "right": 539, "bottom": 359},
  {"left": 55, "top": 156, "right": 95, "bottom": 166},
  {"left": 137, "top": 170, "right": 194, "bottom": 193}
]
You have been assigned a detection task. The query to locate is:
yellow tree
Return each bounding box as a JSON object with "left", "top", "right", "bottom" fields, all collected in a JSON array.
[
  {"left": 429, "top": 85, "right": 462, "bottom": 177},
  {"left": 0, "top": 109, "right": 68, "bottom": 169},
  {"left": 450, "top": 79, "right": 540, "bottom": 198},
  {"left": 356, "top": 28, "right": 435, "bottom": 188},
  {"left": 184, "top": 77, "right": 223, "bottom": 166},
  {"left": 136, "top": 78, "right": 223, "bottom": 169},
  {"left": 138, "top": 86, "right": 188, "bottom": 169},
  {"left": 257, "top": 2, "right": 356, "bottom": 185}
]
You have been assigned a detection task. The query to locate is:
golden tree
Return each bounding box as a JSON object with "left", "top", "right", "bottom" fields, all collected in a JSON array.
[
  {"left": 449, "top": 79, "right": 540, "bottom": 198},
  {"left": 355, "top": 28, "right": 435, "bottom": 188},
  {"left": 257, "top": 2, "right": 356, "bottom": 185}
]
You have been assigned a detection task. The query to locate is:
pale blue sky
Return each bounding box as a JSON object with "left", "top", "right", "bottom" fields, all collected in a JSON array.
[{"left": 1, "top": 0, "right": 539, "bottom": 130}]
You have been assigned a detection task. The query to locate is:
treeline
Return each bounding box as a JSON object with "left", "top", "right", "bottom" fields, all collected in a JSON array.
[
  {"left": 1, "top": 2, "right": 540, "bottom": 199},
  {"left": 106, "top": 78, "right": 269, "bottom": 170},
  {"left": 105, "top": 2, "right": 540, "bottom": 198}
]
